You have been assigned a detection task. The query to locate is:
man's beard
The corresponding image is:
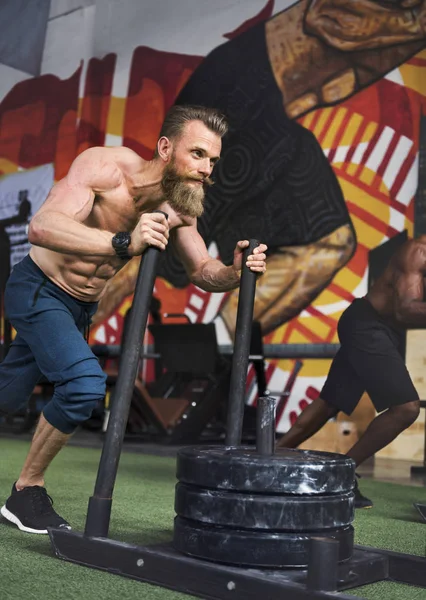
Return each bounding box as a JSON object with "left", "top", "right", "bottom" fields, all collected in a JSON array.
[{"left": 161, "top": 161, "right": 213, "bottom": 218}]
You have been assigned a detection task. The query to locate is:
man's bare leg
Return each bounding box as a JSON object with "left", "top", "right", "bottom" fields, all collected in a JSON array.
[
  {"left": 276, "top": 397, "right": 338, "bottom": 448},
  {"left": 346, "top": 401, "right": 420, "bottom": 467},
  {"left": 16, "top": 414, "right": 72, "bottom": 490}
]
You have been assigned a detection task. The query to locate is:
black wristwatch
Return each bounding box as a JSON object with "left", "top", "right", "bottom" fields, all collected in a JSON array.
[{"left": 112, "top": 231, "right": 132, "bottom": 260}]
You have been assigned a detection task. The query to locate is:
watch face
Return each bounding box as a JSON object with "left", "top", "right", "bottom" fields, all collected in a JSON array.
[{"left": 113, "top": 232, "right": 130, "bottom": 248}]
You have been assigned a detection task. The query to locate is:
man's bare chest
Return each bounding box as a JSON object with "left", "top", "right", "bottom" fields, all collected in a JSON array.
[{"left": 85, "top": 188, "right": 146, "bottom": 233}]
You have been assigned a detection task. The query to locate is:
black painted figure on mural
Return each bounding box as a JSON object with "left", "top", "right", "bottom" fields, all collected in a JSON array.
[
  {"left": 175, "top": 25, "right": 352, "bottom": 266},
  {"left": 159, "top": 20, "right": 355, "bottom": 336}
]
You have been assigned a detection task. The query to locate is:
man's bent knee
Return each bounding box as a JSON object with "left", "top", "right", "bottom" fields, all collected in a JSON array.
[
  {"left": 43, "top": 371, "right": 107, "bottom": 434},
  {"left": 389, "top": 400, "right": 420, "bottom": 428},
  {"left": 316, "top": 397, "right": 339, "bottom": 419}
]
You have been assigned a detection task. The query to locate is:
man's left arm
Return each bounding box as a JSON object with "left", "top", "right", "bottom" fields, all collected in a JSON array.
[{"left": 172, "top": 223, "right": 267, "bottom": 293}]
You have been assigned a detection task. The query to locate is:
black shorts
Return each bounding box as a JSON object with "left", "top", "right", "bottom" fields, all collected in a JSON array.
[{"left": 321, "top": 298, "right": 419, "bottom": 414}]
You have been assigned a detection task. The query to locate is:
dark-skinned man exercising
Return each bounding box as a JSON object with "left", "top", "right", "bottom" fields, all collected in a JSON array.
[{"left": 277, "top": 237, "right": 422, "bottom": 508}]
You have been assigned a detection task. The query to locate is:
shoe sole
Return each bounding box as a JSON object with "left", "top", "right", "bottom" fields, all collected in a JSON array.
[{"left": 1, "top": 504, "right": 49, "bottom": 534}]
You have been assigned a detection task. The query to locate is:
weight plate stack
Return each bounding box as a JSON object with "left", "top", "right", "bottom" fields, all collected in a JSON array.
[{"left": 173, "top": 446, "right": 356, "bottom": 567}]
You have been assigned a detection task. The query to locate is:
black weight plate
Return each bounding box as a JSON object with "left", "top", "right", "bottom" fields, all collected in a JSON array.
[
  {"left": 173, "top": 516, "right": 354, "bottom": 568},
  {"left": 176, "top": 446, "right": 355, "bottom": 494},
  {"left": 175, "top": 483, "right": 354, "bottom": 531}
]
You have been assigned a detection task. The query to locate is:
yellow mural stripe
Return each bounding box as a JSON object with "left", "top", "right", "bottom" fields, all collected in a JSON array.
[
  {"left": 351, "top": 215, "right": 385, "bottom": 250},
  {"left": 337, "top": 112, "right": 363, "bottom": 149},
  {"left": 360, "top": 121, "right": 378, "bottom": 144},
  {"left": 295, "top": 358, "right": 330, "bottom": 378},
  {"left": 313, "top": 107, "right": 334, "bottom": 138},
  {"left": 119, "top": 298, "right": 132, "bottom": 316},
  {"left": 300, "top": 316, "right": 331, "bottom": 340},
  {"left": 359, "top": 166, "right": 377, "bottom": 186},
  {"left": 332, "top": 267, "right": 362, "bottom": 293},
  {"left": 322, "top": 108, "right": 347, "bottom": 150},
  {"left": 288, "top": 328, "right": 312, "bottom": 344},
  {"left": 271, "top": 323, "right": 287, "bottom": 344},
  {"left": 346, "top": 162, "right": 358, "bottom": 177},
  {"left": 378, "top": 181, "right": 388, "bottom": 195},
  {"left": 106, "top": 97, "right": 126, "bottom": 137},
  {"left": 0, "top": 159, "right": 19, "bottom": 174},
  {"left": 404, "top": 218, "right": 414, "bottom": 237},
  {"left": 340, "top": 178, "right": 390, "bottom": 225},
  {"left": 399, "top": 64, "right": 426, "bottom": 98},
  {"left": 301, "top": 111, "right": 316, "bottom": 130},
  {"left": 313, "top": 288, "right": 346, "bottom": 306}
]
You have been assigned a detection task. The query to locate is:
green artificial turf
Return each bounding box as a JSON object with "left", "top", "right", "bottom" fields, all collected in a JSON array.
[{"left": 0, "top": 438, "right": 425, "bottom": 600}]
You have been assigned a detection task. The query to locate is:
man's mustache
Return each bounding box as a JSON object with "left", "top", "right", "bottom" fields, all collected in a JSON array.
[{"left": 189, "top": 176, "right": 214, "bottom": 187}]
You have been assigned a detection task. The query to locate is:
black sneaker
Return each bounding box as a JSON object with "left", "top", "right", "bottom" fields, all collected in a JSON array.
[
  {"left": 0, "top": 483, "right": 71, "bottom": 534},
  {"left": 354, "top": 476, "right": 373, "bottom": 509}
]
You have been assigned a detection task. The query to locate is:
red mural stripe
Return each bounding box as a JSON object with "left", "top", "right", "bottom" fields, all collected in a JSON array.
[
  {"left": 305, "top": 110, "right": 322, "bottom": 135},
  {"left": 293, "top": 321, "right": 326, "bottom": 344},
  {"left": 390, "top": 152, "right": 417, "bottom": 199},
  {"left": 346, "top": 201, "right": 399, "bottom": 237},
  {"left": 124, "top": 47, "right": 203, "bottom": 156},
  {"left": 327, "top": 282, "right": 355, "bottom": 303},
  {"left": 78, "top": 54, "right": 116, "bottom": 149},
  {"left": 325, "top": 327, "right": 336, "bottom": 343},
  {"left": 305, "top": 305, "right": 336, "bottom": 329},
  {"left": 346, "top": 244, "right": 368, "bottom": 278},
  {"left": 282, "top": 321, "right": 295, "bottom": 344},
  {"left": 406, "top": 57, "right": 426, "bottom": 67},
  {"left": 316, "top": 107, "right": 337, "bottom": 146},
  {"left": 352, "top": 124, "right": 383, "bottom": 179},
  {"left": 342, "top": 120, "right": 370, "bottom": 170},
  {"left": 389, "top": 197, "right": 409, "bottom": 215},
  {"left": 371, "top": 132, "right": 400, "bottom": 190},
  {"left": 265, "top": 362, "right": 276, "bottom": 380}
]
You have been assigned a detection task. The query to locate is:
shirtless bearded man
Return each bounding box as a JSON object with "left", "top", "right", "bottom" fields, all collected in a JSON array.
[
  {"left": 0, "top": 105, "right": 267, "bottom": 534},
  {"left": 277, "top": 237, "right": 423, "bottom": 508}
]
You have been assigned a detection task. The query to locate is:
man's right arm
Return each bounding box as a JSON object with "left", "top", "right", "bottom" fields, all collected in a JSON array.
[
  {"left": 28, "top": 147, "right": 120, "bottom": 257},
  {"left": 393, "top": 244, "right": 426, "bottom": 326}
]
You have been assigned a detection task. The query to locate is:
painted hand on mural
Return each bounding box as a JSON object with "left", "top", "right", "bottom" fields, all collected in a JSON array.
[
  {"left": 221, "top": 225, "right": 355, "bottom": 336},
  {"left": 306, "top": 0, "right": 426, "bottom": 51},
  {"left": 266, "top": 0, "right": 426, "bottom": 118}
]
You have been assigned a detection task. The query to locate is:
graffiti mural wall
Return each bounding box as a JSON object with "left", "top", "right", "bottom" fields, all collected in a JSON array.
[{"left": 0, "top": 0, "right": 425, "bottom": 437}]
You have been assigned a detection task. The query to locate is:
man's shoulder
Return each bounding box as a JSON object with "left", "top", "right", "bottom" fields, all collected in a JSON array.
[
  {"left": 69, "top": 146, "right": 144, "bottom": 188},
  {"left": 75, "top": 145, "right": 141, "bottom": 164}
]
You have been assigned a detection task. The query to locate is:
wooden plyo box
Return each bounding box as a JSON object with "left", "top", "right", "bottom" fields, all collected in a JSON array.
[
  {"left": 298, "top": 393, "right": 376, "bottom": 454},
  {"left": 377, "top": 330, "right": 426, "bottom": 461}
]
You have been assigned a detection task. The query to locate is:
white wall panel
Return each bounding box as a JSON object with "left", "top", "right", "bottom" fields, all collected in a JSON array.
[
  {"left": 93, "top": 0, "right": 294, "bottom": 61},
  {"left": 41, "top": 5, "right": 96, "bottom": 80},
  {"left": 49, "top": 0, "right": 95, "bottom": 20}
]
